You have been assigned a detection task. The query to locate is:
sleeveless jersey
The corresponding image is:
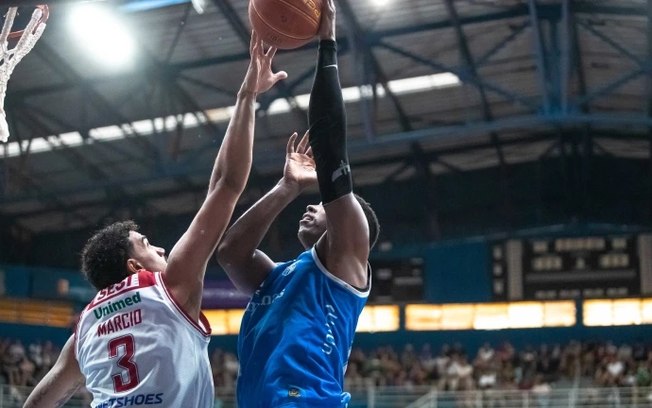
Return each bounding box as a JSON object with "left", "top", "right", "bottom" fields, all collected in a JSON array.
[
  {"left": 75, "top": 270, "right": 214, "bottom": 408},
  {"left": 237, "top": 247, "right": 370, "bottom": 407}
]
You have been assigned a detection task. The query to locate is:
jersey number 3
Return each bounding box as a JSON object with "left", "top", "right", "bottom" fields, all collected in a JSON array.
[{"left": 108, "top": 335, "right": 140, "bottom": 392}]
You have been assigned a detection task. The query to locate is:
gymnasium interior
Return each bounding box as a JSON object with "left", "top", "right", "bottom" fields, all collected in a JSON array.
[{"left": 1, "top": 0, "right": 652, "bottom": 406}]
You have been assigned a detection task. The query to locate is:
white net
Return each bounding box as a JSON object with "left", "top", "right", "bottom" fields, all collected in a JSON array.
[
  {"left": 0, "top": 7, "right": 47, "bottom": 143},
  {"left": 191, "top": 0, "right": 207, "bottom": 14}
]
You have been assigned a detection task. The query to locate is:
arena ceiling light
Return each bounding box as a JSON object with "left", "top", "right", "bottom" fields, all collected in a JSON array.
[
  {"left": 371, "top": 0, "right": 390, "bottom": 8},
  {"left": 68, "top": 4, "right": 136, "bottom": 70}
]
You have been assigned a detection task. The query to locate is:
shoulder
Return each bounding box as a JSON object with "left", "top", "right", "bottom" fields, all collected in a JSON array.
[{"left": 310, "top": 247, "right": 371, "bottom": 298}]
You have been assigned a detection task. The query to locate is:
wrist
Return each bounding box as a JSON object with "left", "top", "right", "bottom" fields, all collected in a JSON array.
[
  {"left": 319, "top": 31, "right": 335, "bottom": 41},
  {"left": 237, "top": 88, "right": 257, "bottom": 99},
  {"left": 318, "top": 39, "right": 337, "bottom": 50},
  {"left": 276, "top": 178, "right": 303, "bottom": 196}
]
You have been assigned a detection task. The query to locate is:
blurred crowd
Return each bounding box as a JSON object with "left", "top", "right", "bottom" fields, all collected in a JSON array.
[
  {"left": 342, "top": 340, "right": 652, "bottom": 391},
  {"left": 0, "top": 338, "right": 60, "bottom": 402},
  {"left": 3, "top": 337, "right": 652, "bottom": 403},
  {"left": 210, "top": 340, "right": 652, "bottom": 396}
]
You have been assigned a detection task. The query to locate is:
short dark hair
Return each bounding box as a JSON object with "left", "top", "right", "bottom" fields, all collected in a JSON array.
[
  {"left": 353, "top": 194, "right": 380, "bottom": 249},
  {"left": 81, "top": 220, "right": 138, "bottom": 291}
]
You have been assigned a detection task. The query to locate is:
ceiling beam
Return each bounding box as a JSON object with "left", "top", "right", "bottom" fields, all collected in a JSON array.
[
  {"left": 338, "top": 0, "right": 412, "bottom": 132},
  {"left": 377, "top": 42, "right": 538, "bottom": 111},
  {"left": 527, "top": 0, "right": 552, "bottom": 113},
  {"left": 6, "top": 112, "right": 652, "bottom": 206},
  {"left": 33, "top": 42, "right": 161, "bottom": 158},
  {"left": 210, "top": 0, "right": 306, "bottom": 125}
]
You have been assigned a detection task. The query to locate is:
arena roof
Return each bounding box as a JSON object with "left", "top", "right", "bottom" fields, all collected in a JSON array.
[{"left": 1, "top": 0, "right": 652, "bottom": 235}]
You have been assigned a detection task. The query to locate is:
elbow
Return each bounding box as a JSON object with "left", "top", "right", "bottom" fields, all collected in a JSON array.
[
  {"left": 213, "top": 166, "right": 249, "bottom": 196},
  {"left": 216, "top": 238, "right": 241, "bottom": 270},
  {"left": 216, "top": 240, "right": 231, "bottom": 266},
  {"left": 215, "top": 247, "right": 257, "bottom": 297}
]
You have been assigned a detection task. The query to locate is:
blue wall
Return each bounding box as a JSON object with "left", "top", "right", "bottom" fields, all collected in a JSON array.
[
  {"left": 423, "top": 239, "right": 491, "bottom": 302},
  {"left": 3, "top": 227, "right": 652, "bottom": 352},
  {"left": 0, "top": 323, "right": 72, "bottom": 345},
  {"left": 0, "top": 265, "right": 31, "bottom": 297}
]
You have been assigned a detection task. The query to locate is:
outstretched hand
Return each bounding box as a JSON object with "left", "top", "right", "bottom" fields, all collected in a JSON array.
[
  {"left": 241, "top": 31, "right": 288, "bottom": 95},
  {"left": 283, "top": 131, "right": 317, "bottom": 191},
  {"left": 317, "top": 0, "right": 336, "bottom": 40}
]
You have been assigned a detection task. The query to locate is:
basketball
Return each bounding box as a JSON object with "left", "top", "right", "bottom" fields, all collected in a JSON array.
[{"left": 249, "top": 0, "right": 322, "bottom": 50}]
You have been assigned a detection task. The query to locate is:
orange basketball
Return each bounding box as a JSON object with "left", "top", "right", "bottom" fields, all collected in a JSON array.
[{"left": 249, "top": 0, "right": 322, "bottom": 50}]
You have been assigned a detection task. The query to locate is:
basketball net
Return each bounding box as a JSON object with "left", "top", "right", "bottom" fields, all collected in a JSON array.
[
  {"left": 191, "top": 0, "right": 207, "bottom": 14},
  {"left": 0, "top": 6, "right": 48, "bottom": 143}
]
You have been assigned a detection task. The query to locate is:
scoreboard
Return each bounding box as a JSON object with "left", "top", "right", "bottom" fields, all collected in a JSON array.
[
  {"left": 491, "top": 234, "right": 652, "bottom": 300},
  {"left": 368, "top": 258, "right": 425, "bottom": 303}
]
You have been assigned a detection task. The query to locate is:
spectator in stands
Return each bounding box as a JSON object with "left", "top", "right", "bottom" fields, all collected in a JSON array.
[
  {"left": 632, "top": 340, "right": 647, "bottom": 362},
  {"left": 599, "top": 348, "right": 626, "bottom": 386},
  {"left": 6, "top": 335, "right": 652, "bottom": 401},
  {"left": 531, "top": 374, "right": 552, "bottom": 407},
  {"left": 476, "top": 342, "right": 495, "bottom": 368},
  {"left": 447, "top": 353, "right": 474, "bottom": 391},
  {"left": 434, "top": 344, "right": 451, "bottom": 390},
  {"left": 344, "top": 360, "right": 366, "bottom": 392}
]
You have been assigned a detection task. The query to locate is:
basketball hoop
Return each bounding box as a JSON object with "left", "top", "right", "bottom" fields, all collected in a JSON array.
[{"left": 0, "top": 5, "right": 48, "bottom": 142}]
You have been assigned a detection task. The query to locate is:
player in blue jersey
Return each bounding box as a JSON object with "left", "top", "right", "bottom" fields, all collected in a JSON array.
[{"left": 216, "top": 0, "right": 380, "bottom": 406}]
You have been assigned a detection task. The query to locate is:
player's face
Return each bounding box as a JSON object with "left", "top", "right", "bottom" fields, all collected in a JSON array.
[
  {"left": 128, "top": 231, "right": 168, "bottom": 273},
  {"left": 298, "top": 203, "right": 327, "bottom": 248}
]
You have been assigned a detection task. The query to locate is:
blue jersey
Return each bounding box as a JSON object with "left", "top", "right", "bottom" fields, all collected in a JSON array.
[{"left": 237, "top": 247, "right": 370, "bottom": 407}]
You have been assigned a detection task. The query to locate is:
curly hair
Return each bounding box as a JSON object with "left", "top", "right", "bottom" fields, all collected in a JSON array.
[
  {"left": 353, "top": 194, "right": 380, "bottom": 250},
  {"left": 81, "top": 220, "right": 139, "bottom": 291}
]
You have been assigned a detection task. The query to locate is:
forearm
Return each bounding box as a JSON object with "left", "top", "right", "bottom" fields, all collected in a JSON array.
[
  {"left": 220, "top": 179, "right": 300, "bottom": 252},
  {"left": 208, "top": 90, "right": 257, "bottom": 193},
  {"left": 24, "top": 377, "right": 83, "bottom": 408},
  {"left": 308, "top": 40, "right": 351, "bottom": 204},
  {"left": 217, "top": 179, "right": 301, "bottom": 294},
  {"left": 24, "top": 335, "right": 84, "bottom": 408}
]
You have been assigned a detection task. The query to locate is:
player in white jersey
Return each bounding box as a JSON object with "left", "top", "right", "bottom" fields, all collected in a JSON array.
[
  {"left": 23, "top": 31, "right": 287, "bottom": 408},
  {"left": 75, "top": 270, "right": 214, "bottom": 407}
]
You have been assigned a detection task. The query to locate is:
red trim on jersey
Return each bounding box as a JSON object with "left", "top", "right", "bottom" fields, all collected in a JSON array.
[
  {"left": 156, "top": 273, "right": 211, "bottom": 337},
  {"left": 87, "top": 270, "right": 157, "bottom": 308}
]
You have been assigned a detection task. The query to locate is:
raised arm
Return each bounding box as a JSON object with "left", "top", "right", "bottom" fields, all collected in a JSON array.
[
  {"left": 308, "top": 0, "right": 369, "bottom": 288},
  {"left": 163, "top": 32, "right": 287, "bottom": 319},
  {"left": 23, "top": 335, "right": 85, "bottom": 408},
  {"left": 217, "top": 131, "right": 317, "bottom": 296}
]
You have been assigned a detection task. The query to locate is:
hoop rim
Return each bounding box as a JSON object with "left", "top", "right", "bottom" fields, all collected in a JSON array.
[{"left": 7, "top": 4, "right": 49, "bottom": 40}]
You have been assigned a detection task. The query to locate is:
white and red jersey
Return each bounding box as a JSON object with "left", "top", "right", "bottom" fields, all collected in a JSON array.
[{"left": 75, "top": 270, "right": 214, "bottom": 408}]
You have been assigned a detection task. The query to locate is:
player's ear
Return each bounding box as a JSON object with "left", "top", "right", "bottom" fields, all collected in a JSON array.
[{"left": 126, "top": 258, "right": 142, "bottom": 274}]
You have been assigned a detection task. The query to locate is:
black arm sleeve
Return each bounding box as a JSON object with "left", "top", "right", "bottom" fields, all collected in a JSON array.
[{"left": 308, "top": 40, "right": 352, "bottom": 204}]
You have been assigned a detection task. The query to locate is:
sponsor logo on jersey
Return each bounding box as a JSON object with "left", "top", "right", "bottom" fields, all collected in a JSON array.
[
  {"left": 245, "top": 289, "right": 285, "bottom": 313},
  {"left": 281, "top": 263, "right": 297, "bottom": 276},
  {"left": 95, "top": 392, "right": 163, "bottom": 407},
  {"left": 95, "top": 274, "right": 140, "bottom": 303},
  {"left": 288, "top": 387, "right": 301, "bottom": 398},
  {"left": 93, "top": 292, "right": 142, "bottom": 320},
  {"left": 97, "top": 309, "right": 143, "bottom": 337},
  {"left": 321, "top": 304, "right": 338, "bottom": 355}
]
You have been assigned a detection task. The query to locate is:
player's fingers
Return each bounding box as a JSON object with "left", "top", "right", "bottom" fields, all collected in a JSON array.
[
  {"left": 305, "top": 146, "right": 313, "bottom": 158},
  {"left": 266, "top": 46, "right": 278, "bottom": 59},
  {"left": 297, "top": 130, "right": 310, "bottom": 152},
  {"left": 274, "top": 71, "right": 288, "bottom": 82},
  {"left": 250, "top": 30, "right": 256, "bottom": 54},
  {"left": 287, "top": 132, "right": 298, "bottom": 154}
]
